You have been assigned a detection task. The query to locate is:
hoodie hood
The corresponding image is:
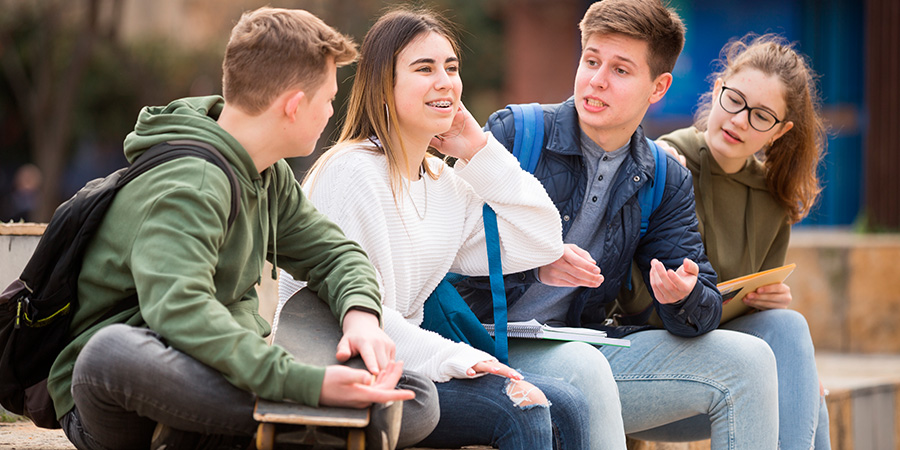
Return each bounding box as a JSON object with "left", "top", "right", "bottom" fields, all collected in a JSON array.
[{"left": 123, "top": 95, "right": 261, "bottom": 183}]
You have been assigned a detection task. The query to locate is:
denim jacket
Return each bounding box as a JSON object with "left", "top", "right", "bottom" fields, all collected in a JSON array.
[{"left": 459, "top": 97, "right": 721, "bottom": 337}]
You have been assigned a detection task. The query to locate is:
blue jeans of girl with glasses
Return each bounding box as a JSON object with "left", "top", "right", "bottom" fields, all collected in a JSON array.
[
  {"left": 509, "top": 328, "right": 780, "bottom": 450},
  {"left": 624, "top": 309, "right": 830, "bottom": 449}
]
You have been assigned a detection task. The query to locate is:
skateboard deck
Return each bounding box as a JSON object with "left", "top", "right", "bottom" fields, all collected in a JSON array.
[{"left": 254, "top": 288, "right": 369, "bottom": 449}]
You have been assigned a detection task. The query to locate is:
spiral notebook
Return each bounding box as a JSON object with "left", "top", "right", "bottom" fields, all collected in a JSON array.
[{"left": 483, "top": 319, "right": 631, "bottom": 348}]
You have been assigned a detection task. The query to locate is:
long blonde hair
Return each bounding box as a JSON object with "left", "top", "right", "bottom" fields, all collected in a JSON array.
[
  {"left": 694, "top": 33, "right": 826, "bottom": 223},
  {"left": 304, "top": 7, "right": 458, "bottom": 198}
]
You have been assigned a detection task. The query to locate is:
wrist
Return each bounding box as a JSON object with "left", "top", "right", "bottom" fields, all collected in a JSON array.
[{"left": 343, "top": 308, "right": 381, "bottom": 331}]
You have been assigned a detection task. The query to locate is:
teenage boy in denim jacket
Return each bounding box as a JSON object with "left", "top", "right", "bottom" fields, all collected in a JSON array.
[{"left": 460, "top": 1, "right": 779, "bottom": 448}]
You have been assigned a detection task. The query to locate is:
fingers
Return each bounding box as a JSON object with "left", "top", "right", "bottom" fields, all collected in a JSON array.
[
  {"left": 320, "top": 362, "right": 415, "bottom": 409},
  {"left": 649, "top": 258, "right": 697, "bottom": 304},
  {"left": 539, "top": 245, "right": 603, "bottom": 287},
  {"left": 655, "top": 140, "right": 686, "bottom": 167},
  {"left": 744, "top": 283, "right": 792, "bottom": 309},
  {"left": 467, "top": 361, "right": 524, "bottom": 380},
  {"left": 335, "top": 336, "right": 352, "bottom": 363},
  {"left": 679, "top": 258, "right": 699, "bottom": 277},
  {"left": 357, "top": 342, "right": 381, "bottom": 375}
]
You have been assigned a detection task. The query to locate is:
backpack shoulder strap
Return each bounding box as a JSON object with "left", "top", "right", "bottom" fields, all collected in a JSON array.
[
  {"left": 134, "top": 140, "right": 242, "bottom": 230},
  {"left": 505, "top": 103, "right": 544, "bottom": 173},
  {"left": 638, "top": 137, "right": 667, "bottom": 238}
]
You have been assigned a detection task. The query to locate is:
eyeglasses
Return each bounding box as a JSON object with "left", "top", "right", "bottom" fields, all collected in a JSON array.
[{"left": 718, "top": 86, "right": 784, "bottom": 132}]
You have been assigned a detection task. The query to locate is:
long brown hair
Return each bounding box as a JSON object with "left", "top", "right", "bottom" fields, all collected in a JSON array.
[
  {"left": 305, "top": 7, "right": 458, "bottom": 196},
  {"left": 694, "top": 33, "right": 826, "bottom": 223}
]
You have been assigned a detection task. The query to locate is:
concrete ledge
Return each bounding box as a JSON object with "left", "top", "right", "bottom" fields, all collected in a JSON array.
[{"left": 786, "top": 230, "right": 900, "bottom": 353}]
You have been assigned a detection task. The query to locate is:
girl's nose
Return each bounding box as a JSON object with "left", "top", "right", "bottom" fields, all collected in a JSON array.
[{"left": 731, "top": 109, "right": 751, "bottom": 130}]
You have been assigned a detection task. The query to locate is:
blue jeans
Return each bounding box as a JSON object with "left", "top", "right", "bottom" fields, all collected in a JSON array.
[
  {"left": 724, "top": 309, "right": 831, "bottom": 449},
  {"left": 509, "top": 340, "right": 626, "bottom": 450},
  {"left": 417, "top": 372, "right": 589, "bottom": 450},
  {"left": 60, "top": 324, "right": 439, "bottom": 450},
  {"left": 512, "top": 329, "right": 779, "bottom": 450}
]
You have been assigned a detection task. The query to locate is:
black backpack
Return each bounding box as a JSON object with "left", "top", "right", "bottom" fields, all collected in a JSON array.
[{"left": 0, "top": 140, "right": 241, "bottom": 428}]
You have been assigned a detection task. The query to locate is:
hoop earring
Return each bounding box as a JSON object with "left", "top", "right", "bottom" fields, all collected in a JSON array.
[{"left": 384, "top": 104, "right": 390, "bottom": 133}]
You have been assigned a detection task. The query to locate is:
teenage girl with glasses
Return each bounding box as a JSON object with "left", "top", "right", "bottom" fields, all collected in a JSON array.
[{"left": 649, "top": 33, "right": 830, "bottom": 449}]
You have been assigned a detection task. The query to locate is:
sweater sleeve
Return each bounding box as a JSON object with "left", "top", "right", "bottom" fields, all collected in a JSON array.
[
  {"left": 450, "top": 133, "right": 564, "bottom": 276},
  {"left": 302, "top": 149, "right": 496, "bottom": 382}
]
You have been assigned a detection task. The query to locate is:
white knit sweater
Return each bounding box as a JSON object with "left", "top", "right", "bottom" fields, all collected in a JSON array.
[{"left": 279, "top": 134, "right": 563, "bottom": 382}]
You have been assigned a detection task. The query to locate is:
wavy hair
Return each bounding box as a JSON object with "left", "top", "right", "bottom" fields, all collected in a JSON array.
[{"left": 694, "top": 34, "right": 826, "bottom": 223}]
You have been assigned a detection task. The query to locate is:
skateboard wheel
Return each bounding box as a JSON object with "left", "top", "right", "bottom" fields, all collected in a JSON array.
[
  {"left": 347, "top": 428, "right": 365, "bottom": 450},
  {"left": 257, "top": 423, "right": 276, "bottom": 450}
]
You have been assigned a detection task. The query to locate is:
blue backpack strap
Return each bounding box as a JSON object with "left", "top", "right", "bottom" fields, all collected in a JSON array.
[
  {"left": 639, "top": 137, "right": 667, "bottom": 237},
  {"left": 506, "top": 103, "right": 544, "bottom": 173},
  {"left": 482, "top": 204, "right": 508, "bottom": 364},
  {"left": 628, "top": 138, "right": 667, "bottom": 291}
]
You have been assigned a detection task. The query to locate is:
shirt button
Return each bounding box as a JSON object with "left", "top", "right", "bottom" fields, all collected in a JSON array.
[
  {"left": 592, "top": 196, "right": 598, "bottom": 202},
  {"left": 598, "top": 175, "right": 603, "bottom": 181},
  {"left": 563, "top": 215, "right": 570, "bottom": 221},
  {"left": 633, "top": 176, "right": 640, "bottom": 182},
  {"left": 603, "top": 156, "right": 609, "bottom": 161}
]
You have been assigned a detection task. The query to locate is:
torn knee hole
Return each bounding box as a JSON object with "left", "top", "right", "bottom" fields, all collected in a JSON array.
[{"left": 505, "top": 379, "right": 549, "bottom": 408}]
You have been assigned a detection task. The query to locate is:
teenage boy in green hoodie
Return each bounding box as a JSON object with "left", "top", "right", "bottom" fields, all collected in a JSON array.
[{"left": 49, "top": 7, "right": 436, "bottom": 449}]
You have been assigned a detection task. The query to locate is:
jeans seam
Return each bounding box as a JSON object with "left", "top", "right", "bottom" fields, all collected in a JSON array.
[
  {"left": 72, "top": 376, "right": 237, "bottom": 433},
  {"left": 614, "top": 373, "right": 737, "bottom": 449}
]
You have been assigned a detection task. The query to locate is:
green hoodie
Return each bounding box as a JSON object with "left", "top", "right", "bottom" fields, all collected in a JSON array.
[{"left": 48, "top": 96, "right": 383, "bottom": 418}]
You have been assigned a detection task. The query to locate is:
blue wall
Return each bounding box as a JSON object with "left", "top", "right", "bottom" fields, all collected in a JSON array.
[{"left": 637, "top": 0, "right": 865, "bottom": 226}]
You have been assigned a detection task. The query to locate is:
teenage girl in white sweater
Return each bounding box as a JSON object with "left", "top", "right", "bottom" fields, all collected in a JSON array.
[{"left": 280, "top": 7, "right": 590, "bottom": 450}]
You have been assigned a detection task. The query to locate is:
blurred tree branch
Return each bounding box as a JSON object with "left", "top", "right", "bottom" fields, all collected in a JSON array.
[{"left": 0, "top": 0, "right": 123, "bottom": 221}]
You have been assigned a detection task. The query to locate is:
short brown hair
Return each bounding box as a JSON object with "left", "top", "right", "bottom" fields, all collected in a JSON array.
[
  {"left": 579, "top": 0, "right": 685, "bottom": 78},
  {"left": 222, "top": 7, "right": 357, "bottom": 115}
]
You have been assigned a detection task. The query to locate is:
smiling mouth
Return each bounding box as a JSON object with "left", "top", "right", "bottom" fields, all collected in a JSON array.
[
  {"left": 585, "top": 98, "right": 608, "bottom": 108},
  {"left": 426, "top": 100, "right": 452, "bottom": 108}
]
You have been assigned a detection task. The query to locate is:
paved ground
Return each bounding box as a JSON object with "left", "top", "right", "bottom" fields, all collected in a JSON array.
[{"left": 0, "top": 421, "right": 73, "bottom": 450}]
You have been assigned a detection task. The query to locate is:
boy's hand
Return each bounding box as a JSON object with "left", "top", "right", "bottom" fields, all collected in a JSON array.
[
  {"left": 649, "top": 258, "right": 699, "bottom": 304},
  {"left": 744, "top": 282, "right": 792, "bottom": 310},
  {"left": 319, "top": 360, "right": 415, "bottom": 409},
  {"left": 538, "top": 244, "right": 603, "bottom": 288},
  {"left": 338, "top": 309, "right": 395, "bottom": 375},
  {"left": 429, "top": 102, "right": 488, "bottom": 162}
]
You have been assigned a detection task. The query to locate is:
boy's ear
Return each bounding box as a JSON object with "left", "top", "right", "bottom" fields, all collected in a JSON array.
[
  {"left": 648, "top": 72, "right": 674, "bottom": 105},
  {"left": 283, "top": 90, "right": 307, "bottom": 122}
]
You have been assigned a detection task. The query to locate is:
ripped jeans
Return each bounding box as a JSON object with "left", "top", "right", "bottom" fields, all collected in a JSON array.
[{"left": 417, "top": 372, "right": 589, "bottom": 449}]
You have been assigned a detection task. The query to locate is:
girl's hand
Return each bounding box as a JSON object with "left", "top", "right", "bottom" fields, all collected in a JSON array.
[
  {"left": 466, "top": 360, "right": 524, "bottom": 380},
  {"left": 743, "top": 282, "right": 792, "bottom": 310},
  {"left": 655, "top": 139, "right": 686, "bottom": 167},
  {"left": 429, "top": 102, "right": 487, "bottom": 162}
]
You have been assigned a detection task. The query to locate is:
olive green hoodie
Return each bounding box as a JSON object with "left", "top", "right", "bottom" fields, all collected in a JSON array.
[
  {"left": 616, "top": 127, "right": 790, "bottom": 326},
  {"left": 48, "top": 96, "right": 383, "bottom": 418}
]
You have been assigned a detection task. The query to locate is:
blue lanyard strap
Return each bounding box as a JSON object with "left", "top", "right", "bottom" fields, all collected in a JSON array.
[{"left": 483, "top": 204, "right": 508, "bottom": 364}]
